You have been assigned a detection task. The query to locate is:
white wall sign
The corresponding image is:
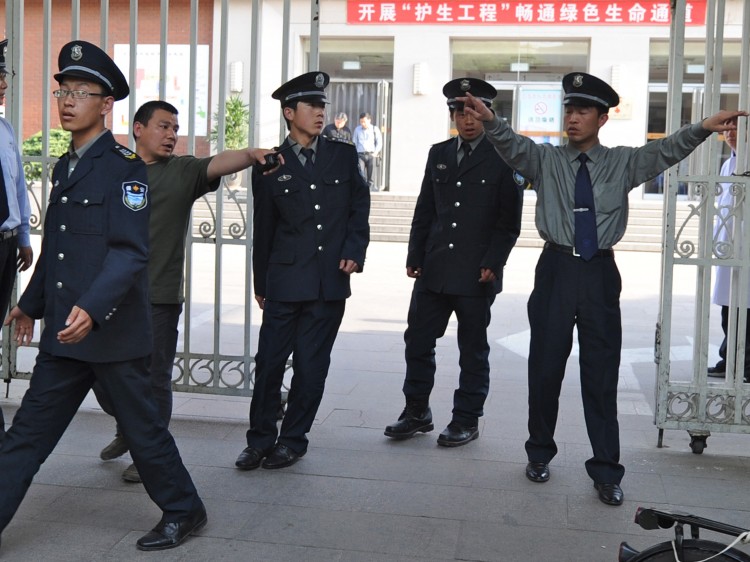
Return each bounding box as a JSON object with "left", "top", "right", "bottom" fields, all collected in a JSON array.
[{"left": 113, "top": 44, "right": 209, "bottom": 136}]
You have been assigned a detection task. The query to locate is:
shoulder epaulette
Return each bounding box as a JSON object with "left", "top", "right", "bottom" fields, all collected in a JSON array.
[
  {"left": 113, "top": 144, "right": 142, "bottom": 162},
  {"left": 432, "top": 138, "right": 454, "bottom": 148},
  {"left": 322, "top": 135, "right": 355, "bottom": 147}
]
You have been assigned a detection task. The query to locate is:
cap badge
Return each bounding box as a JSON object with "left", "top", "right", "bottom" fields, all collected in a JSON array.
[
  {"left": 71, "top": 44, "right": 83, "bottom": 61},
  {"left": 315, "top": 73, "right": 325, "bottom": 88},
  {"left": 2, "top": 45, "right": 6, "bottom": 58},
  {"left": 460, "top": 79, "right": 471, "bottom": 92},
  {"left": 573, "top": 74, "right": 584, "bottom": 88}
]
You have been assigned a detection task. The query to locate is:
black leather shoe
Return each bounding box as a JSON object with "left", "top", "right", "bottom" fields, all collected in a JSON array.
[
  {"left": 436, "top": 421, "right": 478, "bottom": 447},
  {"left": 235, "top": 447, "right": 271, "bottom": 471},
  {"left": 594, "top": 482, "right": 624, "bottom": 506},
  {"left": 525, "top": 462, "right": 550, "bottom": 483},
  {"left": 707, "top": 366, "right": 726, "bottom": 378},
  {"left": 262, "top": 444, "right": 305, "bottom": 469},
  {"left": 100, "top": 434, "right": 129, "bottom": 460},
  {"left": 384, "top": 405, "right": 433, "bottom": 439},
  {"left": 136, "top": 504, "right": 207, "bottom": 551}
]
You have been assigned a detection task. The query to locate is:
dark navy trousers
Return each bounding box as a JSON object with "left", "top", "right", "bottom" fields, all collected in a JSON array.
[
  {"left": 525, "top": 248, "right": 625, "bottom": 485},
  {"left": 403, "top": 288, "right": 495, "bottom": 426},
  {"left": 0, "top": 352, "right": 202, "bottom": 531},
  {"left": 246, "top": 298, "right": 345, "bottom": 454}
]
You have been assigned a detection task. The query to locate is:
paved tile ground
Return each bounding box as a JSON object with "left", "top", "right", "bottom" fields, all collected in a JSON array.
[{"left": 2, "top": 242, "right": 750, "bottom": 561}]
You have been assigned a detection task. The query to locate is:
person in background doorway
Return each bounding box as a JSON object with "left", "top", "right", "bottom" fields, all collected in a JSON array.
[
  {"left": 353, "top": 112, "right": 382, "bottom": 191},
  {"left": 0, "top": 38, "right": 34, "bottom": 442},
  {"left": 322, "top": 111, "right": 352, "bottom": 143},
  {"left": 384, "top": 78, "right": 523, "bottom": 448}
]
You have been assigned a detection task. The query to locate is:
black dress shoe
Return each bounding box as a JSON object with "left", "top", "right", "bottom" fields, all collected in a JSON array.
[
  {"left": 525, "top": 462, "right": 550, "bottom": 483},
  {"left": 384, "top": 405, "right": 433, "bottom": 439},
  {"left": 594, "top": 482, "right": 624, "bottom": 506},
  {"left": 707, "top": 366, "right": 726, "bottom": 378},
  {"left": 262, "top": 444, "right": 305, "bottom": 469},
  {"left": 235, "top": 446, "right": 271, "bottom": 471},
  {"left": 436, "top": 421, "right": 478, "bottom": 447},
  {"left": 136, "top": 504, "right": 207, "bottom": 551}
]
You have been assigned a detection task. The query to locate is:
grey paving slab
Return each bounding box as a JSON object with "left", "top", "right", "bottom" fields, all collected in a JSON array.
[{"left": 3, "top": 243, "right": 750, "bottom": 561}]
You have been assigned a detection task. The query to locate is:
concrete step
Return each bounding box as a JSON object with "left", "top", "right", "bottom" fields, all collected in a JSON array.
[{"left": 191, "top": 191, "right": 698, "bottom": 252}]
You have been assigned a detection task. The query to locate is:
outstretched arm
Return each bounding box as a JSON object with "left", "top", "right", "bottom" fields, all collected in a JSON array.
[
  {"left": 701, "top": 110, "right": 748, "bottom": 133},
  {"left": 206, "top": 147, "right": 279, "bottom": 182}
]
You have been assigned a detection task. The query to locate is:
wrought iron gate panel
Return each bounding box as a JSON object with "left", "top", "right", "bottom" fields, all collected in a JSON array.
[
  {"left": 1, "top": 0, "right": 298, "bottom": 399},
  {"left": 655, "top": 0, "right": 750, "bottom": 444}
]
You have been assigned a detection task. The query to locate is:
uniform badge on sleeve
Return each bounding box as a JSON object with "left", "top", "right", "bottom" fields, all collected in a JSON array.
[
  {"left": 122, "top": 181, "right": 148, "bottom": 211},
  {"left": 513, "top": 171, "right": 527, "bottom": 187}
]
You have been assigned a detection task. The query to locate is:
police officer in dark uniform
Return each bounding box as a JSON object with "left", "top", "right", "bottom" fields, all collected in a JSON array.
[
  {"left": 384, "top": 78, "right": 523, "bottom": 447},
  {"left": 0, "top": 41, "right": 205, "bottom": 552},
  {"left": 235, "top": 71, "right": 370, "bottom": 471}
]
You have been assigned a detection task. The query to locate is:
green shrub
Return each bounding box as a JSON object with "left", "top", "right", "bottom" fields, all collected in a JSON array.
[
  {"left": 22, "top": 128, "right": 71, "bottom": 181},
  {"left": 210, "top": 96, "right": 250, "bottom": 151}
]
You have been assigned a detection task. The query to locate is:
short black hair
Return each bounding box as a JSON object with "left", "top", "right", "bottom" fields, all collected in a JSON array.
[
  {"left": 359, "top": 112, "right": 371, "bottom": 120},
  {"left": 132, "top": 100, "right": 179, "bottom": 140}
]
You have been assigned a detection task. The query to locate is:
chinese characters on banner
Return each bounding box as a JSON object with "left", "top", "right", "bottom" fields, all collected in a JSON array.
[{"left": 347, "top": 1, "right": 706, "bottom": 25}]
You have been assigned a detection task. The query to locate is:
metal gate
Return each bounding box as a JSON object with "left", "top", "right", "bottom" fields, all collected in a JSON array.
[
  {"left": 655, "top": 0, "right": 750, "bottom": 451},
  {"left": 0, "top": 0, "right": 315, "bottom": 398}
]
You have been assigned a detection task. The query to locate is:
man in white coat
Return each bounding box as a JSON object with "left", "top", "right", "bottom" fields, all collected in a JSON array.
[{"left": 710, "top": 128, "right": 750, "bottom": 382}]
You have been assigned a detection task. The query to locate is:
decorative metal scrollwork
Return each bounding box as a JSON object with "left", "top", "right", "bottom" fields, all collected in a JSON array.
[
  {"left": 195, "top": 184, "right": 247, "bottom": 241},
  {"left": 665, "top": 391, "right": 699, "bottom": 421}
]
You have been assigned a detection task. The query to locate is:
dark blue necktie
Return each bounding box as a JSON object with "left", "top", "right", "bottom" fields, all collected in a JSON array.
[
  {"left": 0, "top": 159, "right": 9, "bottom": 226},
  {"left": 458, "top": 141, "right": 471, "bottom": 171},
  {"left": 574, "top": 153, "right": 598, "bottom": 261},
  {"left": 300, "top": 147, "right": 314, "bottom": 174}
]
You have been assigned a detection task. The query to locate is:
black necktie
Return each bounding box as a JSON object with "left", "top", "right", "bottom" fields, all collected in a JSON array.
[
  {"left": 458, "top": 142, "right": 472, "bottom": 171},
  {"left": 574, "top": 153, "right": 598, "bottom": 261},
  {"left": 0, "top": 159, "right": 9, "bottom": 226},
  {"left": 300, "top": 147, "right": 314, "bottom": 174}
]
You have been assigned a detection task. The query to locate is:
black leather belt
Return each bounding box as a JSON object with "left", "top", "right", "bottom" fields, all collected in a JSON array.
[
  {"left": 544, "top": 241, "right": 614, "bottom": 258},
  {"left": 0, "top": 228, "right": 18, "bottom": 241}
]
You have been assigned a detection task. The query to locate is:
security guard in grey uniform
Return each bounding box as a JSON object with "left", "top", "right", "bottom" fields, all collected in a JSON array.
[
  {"left": 461, "top": 72, "right": 747, "bottom": 506},
  {"left": 235, "top": 71, "right": 370, "bottom": 471},
  {"left": 0, "top": 40, "right": 205, "bottom": 552},
  {"left": 384, "top": 78, "right": 523, "bottom": 447}
]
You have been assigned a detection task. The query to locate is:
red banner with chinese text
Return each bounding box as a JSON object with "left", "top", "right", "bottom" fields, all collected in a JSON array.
[{"left": 347, "top": 1, "right": 706, "bottom": 25}]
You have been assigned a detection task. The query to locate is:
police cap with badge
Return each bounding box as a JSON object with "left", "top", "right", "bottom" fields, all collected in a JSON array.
[
  {"left": 443, "top": 77, "right": 497, "bottom": 111},
  {"left": 55, "top": 40, "right": 129, "bottom": 101},
  {"left": 0, "top": 39, "right": 7, "bottom": 74},
  {"left": 562, "top": 72, "right": 619, "bottom": 112},
  {"left": 272, "top": 71, "right": 330, "bottom": 107}
]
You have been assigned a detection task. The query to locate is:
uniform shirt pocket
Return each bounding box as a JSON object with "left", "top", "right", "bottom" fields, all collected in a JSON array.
[
  {"left": 68, "top": 192, "right": 105, "bottom": 235},
  {"left": 271, "top": 183, "right": 305, "bottom": 220},
  {"left": 594, "top": 183, "right": 625, "bottom": 215},
  {"left": 323, "top": 174, "right": 351, "bottom": 208}
]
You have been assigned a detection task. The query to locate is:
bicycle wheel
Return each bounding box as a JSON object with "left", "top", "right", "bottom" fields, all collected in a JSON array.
[{"left": 627, "top": 539, "right": 750, "bottom": 561}]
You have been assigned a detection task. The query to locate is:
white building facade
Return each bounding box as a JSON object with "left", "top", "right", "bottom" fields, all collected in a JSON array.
[{"left": 214, "top": 0, "right": 745, "bottom": 196}]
